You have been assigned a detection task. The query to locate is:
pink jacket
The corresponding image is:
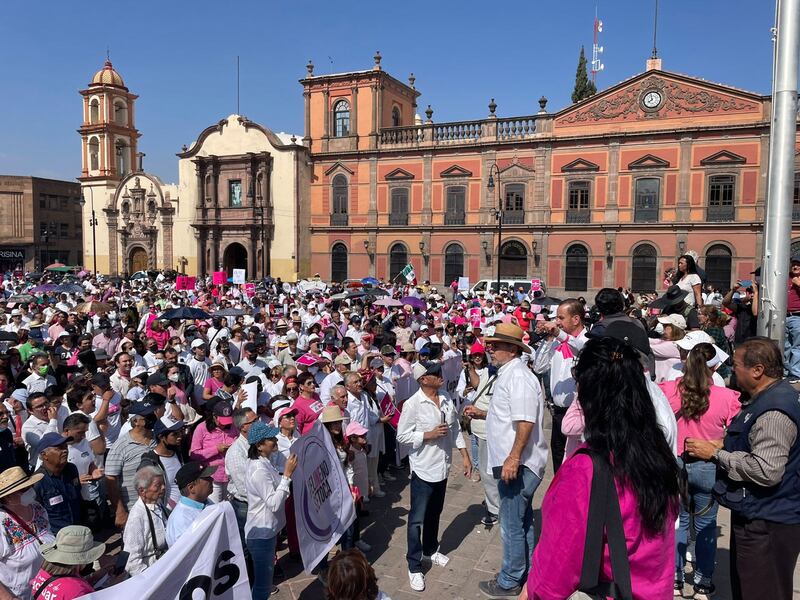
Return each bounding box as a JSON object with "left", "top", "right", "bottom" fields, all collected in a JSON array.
[
  {"left": 528, "top": 448, "right": 675, "bottom": 600},
  {"left": 189, "top": 423, "right": 239, "bottom": 483},
  {"left": 649, "top": 338, "right": 681, "bottom": 383}
]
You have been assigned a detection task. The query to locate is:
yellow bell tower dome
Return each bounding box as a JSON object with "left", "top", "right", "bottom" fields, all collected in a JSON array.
[{"left": 90, "top": 59, "right": 127, "bottom": 89}]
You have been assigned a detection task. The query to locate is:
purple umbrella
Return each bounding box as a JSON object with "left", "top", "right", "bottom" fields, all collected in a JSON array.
[
  {"left": 399, "top": 296, "right": 427, "bottom": 311},
  {"left": 32, "top": 284, "right": 59, "bottom": 293}
]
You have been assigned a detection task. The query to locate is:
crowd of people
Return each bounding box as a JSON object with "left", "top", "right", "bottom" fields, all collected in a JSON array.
[{"left": 0, "top": 251, "right": 798, "bottom": 600}]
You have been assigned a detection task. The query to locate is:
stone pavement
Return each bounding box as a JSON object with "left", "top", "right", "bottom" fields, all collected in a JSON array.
[{"left": 272, "top": 416, "right": 800, "bottom": 600}]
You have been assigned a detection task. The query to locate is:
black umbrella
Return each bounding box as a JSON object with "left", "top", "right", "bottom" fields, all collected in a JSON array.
[
  {"left": 159, "top": 307, "right": 211, "bottom": 320},
  {"left": 0, "top": 331, "right": 18, "bottom": 343},
  {"left": 530, "top": 296, "right": 562, "bottom": 307}
]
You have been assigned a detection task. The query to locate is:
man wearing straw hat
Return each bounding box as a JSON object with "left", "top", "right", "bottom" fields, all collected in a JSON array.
[{"left": 465, "top": 322, "right": 547, "bottom": 598}]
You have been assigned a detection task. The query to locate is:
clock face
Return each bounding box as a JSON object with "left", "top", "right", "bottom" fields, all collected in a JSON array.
[{"left": 642, "top": 90, "right": 662, "bottom": 109}]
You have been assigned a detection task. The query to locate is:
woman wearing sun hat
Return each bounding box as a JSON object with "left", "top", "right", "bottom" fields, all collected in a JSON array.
[
  {"left": 0, "top": 466, "right": 54, "bottom": 600},
  {"left": 244, "top": 421, "right": 297, "bottom": 600},
  {"left": 29, "top": 525, "right": 106, "bottom": 599}
]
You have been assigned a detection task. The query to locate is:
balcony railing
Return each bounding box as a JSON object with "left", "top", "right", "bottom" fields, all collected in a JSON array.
[
  {"left": 634, "top": 208, "right": 659, "bottom": 223},
  {"left": 566, "top": 209, "right": 591, "bottom": 224},
  {"left": 379, "top": 114, "right": 540, "bottom": 149},
  {"left": 503, "top": 210, "right": 525, "bottom": 224},
  {"left": 388, "top": 213, "right": 408, "bottom": 226},
  {"left": 444, "top": 211, "right": 466, "bottom": 225},
  {"left": 707, "top": 204, "right": 735, "bottom": 222},
  {"left": 330, "top": 213, "right": 348, "bottom": 226}
]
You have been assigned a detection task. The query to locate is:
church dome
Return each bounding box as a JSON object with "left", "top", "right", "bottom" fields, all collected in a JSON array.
[{"left": 91, "top": 60, "right": 126, "bottom": 88}]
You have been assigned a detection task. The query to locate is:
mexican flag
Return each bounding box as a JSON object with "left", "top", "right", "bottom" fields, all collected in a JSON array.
[{"left": 398, "top": 263, "right": 417, "bottom": 284}]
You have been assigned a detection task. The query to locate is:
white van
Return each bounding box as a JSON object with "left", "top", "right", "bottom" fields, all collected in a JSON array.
[{"left": 469, "top": 279, "right": 546, "bottom": 296}]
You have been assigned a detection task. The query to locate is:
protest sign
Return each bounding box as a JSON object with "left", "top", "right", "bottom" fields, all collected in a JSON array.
[
  {"left": 293, "top": 420, "right": 356, "bottom": 573},
  {"left": 440, "top": 352, "right": 464, "bottom": 402},
  {"left": 212, "top": 271, "right": 227, "bottom": 286},
  {"left": 240, "top": 381, "right": 259, "bottom": 413},
  {"left": 232, "top": 269, "right": 246, "bottom": 285},
  {"left": 244, "top": 283, "right": 255, "bottom": 297},
  {"left": 530, "top": 278, "right": 542, "bottom": 292},
  {"left": 79, "top": 503, "right": 249, "bottom": 600},
  {"left": 394, "top": 371, "right": 419, "bottom": 404},
  {"left": 457, "top": 276, "right": 470, "bottom": 291},
  {"left": 379, "top": 394, "right": 402, "bottom": 428}
]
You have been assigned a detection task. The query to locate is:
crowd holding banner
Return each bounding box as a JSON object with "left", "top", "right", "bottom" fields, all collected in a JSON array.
[{"left": 0, "top": 251, "right": 798, "bottom": 599}]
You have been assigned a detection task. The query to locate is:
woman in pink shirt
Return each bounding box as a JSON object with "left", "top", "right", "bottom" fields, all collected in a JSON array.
[
  {"left": 526, "top": 337, "right": 678, "bottom": 600},
  {"left": 189, "top": 400, "right": 239, "bottom": 503},
  {"left": 658, "top": 342, "right": 740, "bottom": 599},
  {"left": 146, "top": 319, "right": 169, "bottom": 350}
]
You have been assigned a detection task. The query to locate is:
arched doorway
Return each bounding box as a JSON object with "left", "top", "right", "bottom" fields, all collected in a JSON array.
[
  {"left": 331, "top": 243, "right": 348, "bottom": 283},
  {"left": 444, "top": 243, "right": 464, "bottom": 287},
  {"left": 705, "top": 244, "right": 732, "bottom": 292},
  {"left": 565, "top": 244, "right": 589, "bottom": 292},
  {"left": 389, "top": 243, "right": 408, "bottom": 281},
  {"left": 631, "top": 244, "right": 657, "bottom": 292},
  {"left": 499, "top": 241, "right": 527, "bottom": 278},
  {"left": 223, "top": 243, "right": 248, "bottom": 276},
  {"left": 129, "top": 247, "right": 148, "bottom": 273}
]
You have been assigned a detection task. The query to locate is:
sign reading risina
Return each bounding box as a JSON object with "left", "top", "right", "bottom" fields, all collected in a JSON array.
[{"left": 0, "top": 248, "right": 25, "bottom": 260}]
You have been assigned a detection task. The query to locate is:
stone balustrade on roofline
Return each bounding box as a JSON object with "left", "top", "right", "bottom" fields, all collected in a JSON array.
[{"left": 378, "top": 114, "right": 549, "bottom": 149}]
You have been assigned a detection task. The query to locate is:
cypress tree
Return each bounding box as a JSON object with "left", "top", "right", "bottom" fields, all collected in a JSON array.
[{"left": 572, "top": 46, "right": 597, "bottom": 103}]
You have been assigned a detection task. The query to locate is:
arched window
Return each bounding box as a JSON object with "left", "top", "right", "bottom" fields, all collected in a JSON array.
[
  {"left": 392, "top": 106, "right": 401, "bottom": 127},
  {"left": 634, "top": 178, "right": 660, "bottom": 223},
  {"left": 331, "top": 175, "right": 348, "bottom": 225},
  {"left": 631, "top": 244, "right": 657, "bottom": 292},
  {"left": 333, "top": 100, "right": 350, "bottom": 137},
  {"left": 565, "top": 244, "right": 589, "bottom": 292},
  {"left": 500, "top": 240, "right": 527, "bottom": 278},
  {"left": 445, "top": 186, "right": 466, "bottom": 224},
  {"left": 89, "top": 99, "right": 100, "bottom": 124},
  {"left": 88, "top": 137, "right": 99, "bottom": 171},
  {"left": 389, "top": 243, "right": 408, "bottom": 281},
  {"left": 113, "top": 99, "right": 128, "bottom": 126},
  {"left": 705, "top": 244, "right": 732, "bottom": 292},
  {"left": 331, "top": 243, "right": 348, "bottom": 283},
  {"left": 115, "top": 140, "right": 129, "bottom": 175},
  {"left": 444, "top": 244, "right": 464, "bottom": 287},
  {"left": 708, "top": 174, "right": 736, "bottom": 221},
  {"left": 390, "top": 188, "right": 409, "bottom": 225}
]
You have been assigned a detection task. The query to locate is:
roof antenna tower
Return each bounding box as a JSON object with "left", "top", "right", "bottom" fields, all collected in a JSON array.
[{"left": 591, "top": 2, "right": 604, "bottom": 83}]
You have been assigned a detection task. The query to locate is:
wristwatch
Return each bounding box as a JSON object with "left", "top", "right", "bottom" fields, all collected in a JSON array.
[{"left": 712, "top": 448, "right": 722, "bottom": 463}]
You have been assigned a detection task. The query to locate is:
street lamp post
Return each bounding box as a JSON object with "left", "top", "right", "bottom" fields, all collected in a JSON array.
[
  {"left": 40, "top": 222, "right": 56, "bottom": 270},
  {"left": 79, "top": 189, "right": 98, "bottom": 275},
  {"left": 487, "top": 164, "right": 503, "bottom": 294}
]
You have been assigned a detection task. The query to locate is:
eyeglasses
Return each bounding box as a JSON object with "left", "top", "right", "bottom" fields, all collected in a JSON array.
[
  {"left": 285, "top": 387, "right": 299, "bottom": 393},
  {"left": 30, "top": 403, "right": 48, "bottom": 411}
]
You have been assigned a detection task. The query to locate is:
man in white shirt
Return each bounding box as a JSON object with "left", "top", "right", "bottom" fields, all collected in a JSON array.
[
  {"left": 236, "top": 342, "right": 268, "bottom": 379},
  {"left": 396, "top": 362, "right": 471, "bottom": 592},
  {"left": 22, "top": 354, "right": 57, "bottom": 394},
  {"left": 110, "top": 351, "right": 134, "bottom": 398},
  {"left": 319, "top": 353, "right": 351, "bottom": 404},
  {"left": 532, "top": 299, "right": 589, "bottom": 473},
  {"left": 186, "top": 339, "right": 211, "bottom": 405},
  {"left": 466, "top": 322, "right": 547, "bottom": 598},
  {"left": 21, "top": 391, "right": 60, "bottom": 469}
]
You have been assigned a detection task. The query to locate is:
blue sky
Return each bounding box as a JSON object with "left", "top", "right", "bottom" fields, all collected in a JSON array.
[{"left": 0, "top": 1, "right": 776, "bottom": 183}]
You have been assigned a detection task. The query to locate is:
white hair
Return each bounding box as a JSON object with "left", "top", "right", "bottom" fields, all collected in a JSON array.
[{"left": 134, "top": 465, "right": 163, "bottom": 492}]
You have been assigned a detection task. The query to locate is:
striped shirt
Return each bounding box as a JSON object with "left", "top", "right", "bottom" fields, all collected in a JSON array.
[{"left": 717, "top": 410, "right": 798, "bottom": 487}]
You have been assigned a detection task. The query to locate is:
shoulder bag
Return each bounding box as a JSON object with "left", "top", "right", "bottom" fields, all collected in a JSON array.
[{"left": 567, "top": 450, "right": 633, "bottom": 600}]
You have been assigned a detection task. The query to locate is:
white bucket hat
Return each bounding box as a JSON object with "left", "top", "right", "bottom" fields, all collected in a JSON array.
[{"left": 40, "top": 525, "right": 106, "bottom": 565}]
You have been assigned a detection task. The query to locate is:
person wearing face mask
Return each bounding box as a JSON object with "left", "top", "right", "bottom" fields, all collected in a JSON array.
[
  {"left": 22, "top": 354, "right": 56, "bottom": 395},
  {"left": 0, "top": 466, "right": 54, "bottom": 600},
  {"left": 189, "top": 400, "right": 237, "bottom": 503},
  {"left": 138, "top": 417, "right": 185, "bottom": 510},
  {"left": 186, "top": 339, "right": 211, "bottom": 406},
  {"left": 237, "top": 342, "right": 268, "bottom": 379},
  {"left": 213, "top": 339, "right": 236, "bottom": 370},
  {"left": 89, "top": 372, "right": 122, "bottom": 447},
  {"left": 91, "top": 320, "right": 119, "bottom": 358},
  {"left": 21, "top": 392, "right": 60, "bottom": 470},
  {"left": 161, "top": 347, "right": 195, "bottom": 400},
  {"left": 104, "top": 399, "right": 159, "bottom": 529},
  {"left": 143, "top": 338, "right": 161, "bottom": 370},
  {"left": 32, "top": 433, "right": 81, "bottom": 534}
]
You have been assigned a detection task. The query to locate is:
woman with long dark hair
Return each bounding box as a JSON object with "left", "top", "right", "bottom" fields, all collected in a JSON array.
[
  {"left": 658, "top": 343, "right": 740, "bottom": 599},
  {"left": 672, "top": 254, "right": 703, "bottom": 308},
  {"left": 526, "top": 337, "right": 679, "bottom": 599}
]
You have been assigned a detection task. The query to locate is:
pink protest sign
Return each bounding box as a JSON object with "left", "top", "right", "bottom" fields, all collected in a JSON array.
[
  {"left": 379, "top": 395, "right": 402, "bottom": 429},
  {"left": 530, "top": 278, "right": 542, "bottom": 292},
  {"left": 212, "top": 271, "right": 227, "bottom": 285},
  {"left": 244, "top": 283, "right": 255, "bottom": 297}
]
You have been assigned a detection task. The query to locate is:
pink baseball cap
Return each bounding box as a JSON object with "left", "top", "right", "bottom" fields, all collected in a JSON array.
[{"left": 346, "top": 422, "right": 368, "bottom": 437}]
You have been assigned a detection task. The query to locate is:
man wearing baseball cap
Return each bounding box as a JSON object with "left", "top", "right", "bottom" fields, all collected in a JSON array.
[
  {"left": 186, "top": 338, "right": 211, "bottom": 405},
  {"left": 33, "top": 432, "right": 81, "bottom": 533},
  {"left": 397, "top": 362, "right": 472, "bottom": 592},
  {"left": 165, "top": 460, "right": 217, "bottom": 546},
  {"left": 319, "top": 352, "right": 351, "bottom": 405}
]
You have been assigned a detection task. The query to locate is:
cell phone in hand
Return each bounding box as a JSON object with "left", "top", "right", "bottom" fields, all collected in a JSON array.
[{"left": 740, "top": 280, "right": 752, "bottom": 289}]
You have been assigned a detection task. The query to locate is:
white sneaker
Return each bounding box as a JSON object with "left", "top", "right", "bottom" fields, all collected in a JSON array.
[
  {"left": 408, "top": 570, "right": 425, "bottom": 592},
  {"left": 356, "top": 540, "right": 372, "bottom": 552},
  {"left": 423, "top": 551, "right": 450, "bottom": 567},
  {"left": 371, "top": 489, "right": 386, "bottom": 498}
]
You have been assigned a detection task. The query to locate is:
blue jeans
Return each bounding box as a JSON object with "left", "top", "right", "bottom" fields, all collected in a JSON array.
[
  {"left": 471, "top": 434, "right": 480, "bottom": 469},
  {"left": 675, "top": 459, "right": 719, "bottom": 585},
  {"left": 230, "top": 497, "right": 253, "bottom": 580},
  {"left": 406, "top": 473, "right": 447, "bottom": 573},
  {"left": 784, "top": 316, "right": 800, "bottom": 378},
  {"left": 494, "top": 465, "right": 542, "bottom": 589},
  {"left": 247, "top": 535, "right": 277, "bottom": 600}
]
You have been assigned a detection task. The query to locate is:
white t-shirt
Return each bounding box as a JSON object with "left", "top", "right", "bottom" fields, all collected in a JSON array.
[
  {"left": 68, "top": 439, "right": 99, "bottom": 501},
  {"left": 677, "top": 273, "right": 702, "bottom": 304},
  {"left": 159, "top": 452, "right": 183, "bottom": 508}
]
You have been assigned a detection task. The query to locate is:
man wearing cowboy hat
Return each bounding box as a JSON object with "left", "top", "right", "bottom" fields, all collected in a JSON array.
[{"left": 465, "top": 322, "right": 547, "bottom": 598}]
